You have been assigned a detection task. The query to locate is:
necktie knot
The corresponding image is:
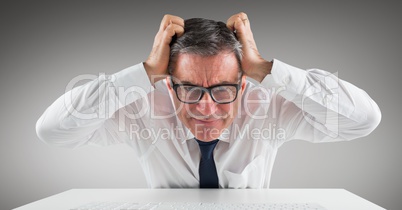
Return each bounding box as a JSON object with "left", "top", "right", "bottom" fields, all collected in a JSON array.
[{"left": 196, "top": 139, "right": 219, "bottom": 160}]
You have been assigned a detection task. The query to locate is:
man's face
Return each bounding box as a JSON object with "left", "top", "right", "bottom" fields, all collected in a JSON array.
[{"left": 167, "top": 52, "right": 246, "bottom": 142}]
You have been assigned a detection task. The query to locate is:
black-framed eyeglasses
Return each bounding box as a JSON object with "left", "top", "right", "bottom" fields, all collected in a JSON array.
[{"left": 170, "top": 77, "right": 242, "bottom": 104}]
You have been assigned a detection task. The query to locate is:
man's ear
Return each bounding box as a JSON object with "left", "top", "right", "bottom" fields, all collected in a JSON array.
[
  {"left": 241, "top": 75, "right": 247, "bottom": 93},
  {"left": 166, "top": 76, "right": 173, "bottom": 91}
]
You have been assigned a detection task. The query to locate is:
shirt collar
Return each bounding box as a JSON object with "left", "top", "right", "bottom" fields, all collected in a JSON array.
[{"left": 183, "top": 127, "right": 231, "bottom": 143}]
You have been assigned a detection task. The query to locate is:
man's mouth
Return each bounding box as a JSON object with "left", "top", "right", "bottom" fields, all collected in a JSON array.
[{"left": 192, "top": 118, "right": 220, "bottom": 125}]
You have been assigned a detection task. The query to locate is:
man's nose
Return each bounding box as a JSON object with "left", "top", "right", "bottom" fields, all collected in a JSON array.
[{"left": 195, "top": 93, "right": 218, "bottom": 116}]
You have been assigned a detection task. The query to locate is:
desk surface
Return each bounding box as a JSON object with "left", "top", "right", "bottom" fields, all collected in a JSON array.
[{"left": 15, "top": 188, "right": 384, "bottom": 210}]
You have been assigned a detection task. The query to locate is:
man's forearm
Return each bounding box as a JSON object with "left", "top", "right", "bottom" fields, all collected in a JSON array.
[
  {"left": 36, "top": 63, "right": 153, "bottom": 147},
  {"left": 260, "top": 59, "right": 381, "bottom": 141},
  {"left": 245, "top": 60, "right": 273, "bottom": 83}
]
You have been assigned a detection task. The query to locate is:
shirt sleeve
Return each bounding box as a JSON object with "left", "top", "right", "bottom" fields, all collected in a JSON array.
[
  {"left": 260, "top": 59, "right": 381, "bottom": 143},
  {"left": 36, "top": 63, "right": 153, "bottom": 148}
]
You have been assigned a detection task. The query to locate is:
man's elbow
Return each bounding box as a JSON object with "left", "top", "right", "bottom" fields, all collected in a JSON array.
[
  {"left": 35, "top": 116, "right": 54, "bottom": 145},
  {"left": 35, "top": 114, "right": 65, "bottom": 147},
  {"left": 364, "top": 105, "right": 382, "bottom": 136},
  {"left": 350, "top": 105, "right": 382, "bottom": 139}
]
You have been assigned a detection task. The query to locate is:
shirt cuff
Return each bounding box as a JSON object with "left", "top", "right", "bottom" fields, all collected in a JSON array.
[{"left": 260, "top": 59, "right": 307, "bottom": 101}]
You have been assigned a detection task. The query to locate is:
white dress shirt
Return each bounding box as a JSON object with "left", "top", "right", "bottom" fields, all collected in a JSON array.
[{"left": 36, "top": 59, "right": 381, "bottom": 188}]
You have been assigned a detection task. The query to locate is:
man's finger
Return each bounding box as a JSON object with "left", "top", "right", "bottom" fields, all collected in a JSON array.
[
  {"left": 160, "top": 14, "right": 185, "bottom": 31},
  {"left": 226, "top": 12, "right": 249, "bottom": 31},
  {"left": 233, "top": 16, "right": 247, "bottom": 36},
  {"left": 161, "top": 23, "right": 185, "bottom": 45},
  {"left": 226, "top": 15, "right": 237, "bottom": 32}
]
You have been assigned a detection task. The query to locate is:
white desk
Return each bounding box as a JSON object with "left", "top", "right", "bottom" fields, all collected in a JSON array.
[{"left": 14, "top": 189, "right": 384, "bottom": 210}]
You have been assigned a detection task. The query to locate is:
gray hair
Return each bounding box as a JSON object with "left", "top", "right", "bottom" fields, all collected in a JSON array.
[{"left": 168, "top": 18, "right": 242, "bottom": 75}]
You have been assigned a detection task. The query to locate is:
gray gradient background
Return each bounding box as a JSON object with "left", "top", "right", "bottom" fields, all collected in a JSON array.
[{"left": 1, "top": 1, "right": 400, "bottom": 209}]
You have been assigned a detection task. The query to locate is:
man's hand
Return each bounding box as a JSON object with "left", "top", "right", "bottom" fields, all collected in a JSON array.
[
  {"left": 144, "top": 15, "right": 184, "bottom": 85},
  {"left": 227, "top": 12, "right": 272, "bottom": 83}
]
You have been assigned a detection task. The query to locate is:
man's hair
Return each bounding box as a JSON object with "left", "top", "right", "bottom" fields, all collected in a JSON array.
[{"left": 168, "top": 18, "right": 242, "bottom": 75}]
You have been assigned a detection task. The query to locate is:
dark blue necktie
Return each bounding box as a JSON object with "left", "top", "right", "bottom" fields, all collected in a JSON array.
[{"left": 195, "top": 138, "right": 219, "bottom": 188}]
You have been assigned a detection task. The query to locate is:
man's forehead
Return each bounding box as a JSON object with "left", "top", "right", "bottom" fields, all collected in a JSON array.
[{"left": 172, "top": 52, "right": 241, "bottom": 85}]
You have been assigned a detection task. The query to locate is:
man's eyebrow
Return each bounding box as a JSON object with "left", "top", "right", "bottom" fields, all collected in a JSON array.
[
  {"left": 179, "top": 80, "right": 199, "bottom": 85},
  {"left": 177, "top": 80, "right": 239, "bottom": 87}
]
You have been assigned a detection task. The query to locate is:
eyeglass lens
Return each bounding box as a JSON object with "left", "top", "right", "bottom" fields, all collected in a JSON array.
[{"left": 176, "top": 85, "right": 237, "bottom": 103}]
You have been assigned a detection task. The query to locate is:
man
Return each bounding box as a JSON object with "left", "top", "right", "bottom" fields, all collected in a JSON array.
[{"left": 36, "top": 13, "right": 381, "bottom": 188}]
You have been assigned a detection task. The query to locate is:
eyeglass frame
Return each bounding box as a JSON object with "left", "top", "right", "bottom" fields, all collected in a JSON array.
[{"left": 170, "top": 76, "right": 242, "bottom": 104}]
